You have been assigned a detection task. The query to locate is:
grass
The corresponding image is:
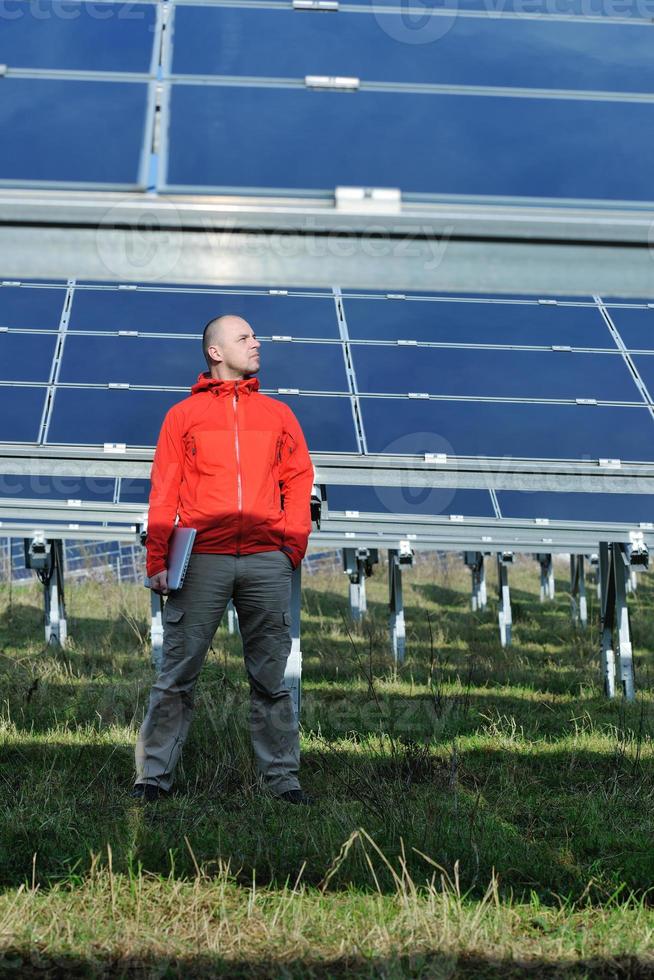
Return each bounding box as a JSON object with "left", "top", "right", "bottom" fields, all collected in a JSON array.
[{"left": 2, "top": 551, "right": 654, "bottom": 977}]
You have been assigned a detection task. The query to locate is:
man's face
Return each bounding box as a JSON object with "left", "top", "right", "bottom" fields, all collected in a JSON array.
[{"left": 209, "top": 319, "right": 261, "bottom": 377}]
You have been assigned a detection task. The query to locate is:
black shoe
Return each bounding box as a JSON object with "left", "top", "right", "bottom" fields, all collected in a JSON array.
[
  {"left": 130, "top": 783, "right": 170, "bottom": 802},
  {"left": 277, "top": 788, "right": 315, "bottom": 805}
]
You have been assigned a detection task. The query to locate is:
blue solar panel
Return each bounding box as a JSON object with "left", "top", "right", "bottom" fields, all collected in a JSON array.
[
  {"left": 68, "top": 289, "right": 340, "bottom": 338},
  {"left": 0, "top": 1, "right": 156, "bottom": 72},
  {"left": 58, "top": 336, "right": 346, "bottom": 391},
  {"left": 47, "top": 388, "right": 181, "bottom": 446},
  {"left": 343, "top": 0, "right": 648, "bottom": 13},
  {"left": 604, "top": 307, "right": 654, "bottom": 351},
  {"left": 498, "top": 491, "right": 654, "bottom": 524},
  {"left": 171, "top": 7, "right": 653, "bottom": 93},
  {"left": 0, "top": 387, "right": 45, "bottom": 442},
  {"left": 0, "top": 473, "right": 115, "bottom": 503},
  {"left": 327, "top": 484, "right": 496, "bottom": 518},
  {"left": 119, "top": 479, "right": 150, "bottom": 504},
  {"left": 59, "top": 335, "right": 203, "bottom": 386},
  {"left": 0, "top": 285, "right": 66, "bottom": 329},
  {"left": 268, "top": 394, "right": 358, "bottom": 452},
  {"left": 46, "top": 388, "right": 357, "bottom": 452},
  {"left": 166, "top": 86, "right": 654, "bottom": 202},
  {"left": 0, "top": 80, "right": 148, "bottom": 185},
  {"left": 343, "top": 298, "right": 614, "bottom": 347},
  {"left": 351, "top": 347, "right": 637, "bottom": 401},
  {"left": 359, "top": 399, "right": 654, "bottom": 462},
  {"left": 0, "top": 334, "right": 56, "bottom": 382}
]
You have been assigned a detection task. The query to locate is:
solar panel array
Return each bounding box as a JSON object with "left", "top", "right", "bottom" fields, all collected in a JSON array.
[
  {"left": 2, "top": 0, "right": 653, "bottom": 205},
  {"left": 2, "top": 279, "right": 654, "bottom": 539},
  {"left": 2, "top": 3, "right": 654, "bottom": 555}
]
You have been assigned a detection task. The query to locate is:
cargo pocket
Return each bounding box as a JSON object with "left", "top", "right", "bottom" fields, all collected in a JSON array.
[
  {"left": 162, "top": 603, "right": 186, "bottom": 665},
  {"left": 164, "top": 603, "right": 185, "bottom": 625},
  {"left": 282, "top": 610, "right": 292, "bottom": 627}
]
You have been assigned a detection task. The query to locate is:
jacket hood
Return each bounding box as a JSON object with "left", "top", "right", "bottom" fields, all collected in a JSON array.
[{"left": 191, "top": 371, "right": 261, "bottom": 396}]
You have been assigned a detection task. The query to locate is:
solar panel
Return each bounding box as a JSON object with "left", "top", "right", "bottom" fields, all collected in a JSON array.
[
  {"left": 340, "top": 0, "right": 649, "bottom": 14},
  {"left": 46, "top": 388, "right": 181, "bottom": 446},
  {"left": 601, "top": 306, "right": 654, "bottom": 351},
  {"left": 0, "top": 473, "right": 116, "bottom": 503},
  {"left": 118, "top": 479, "right": 151, "bottom": 504},
  {"left": 352, "top": 347, "right": 637, "bottom": 401},
  {"left": 44, "top": 384, "right": 359, "bottom": 453},
  {"left": 164, "top": 85, "right": 654, "bottom": 201},
  {"left": 0, "top": 1, "right": 157, "bottom": 72},
  {"left": 0, "top": 284, "right": 67, "bottom": 329},
  {"left": 68, "top": 289, "right": 340, "bottom": 339},
  {"left": 497, "top": 491, "right": 654, "bottom": 524},
  {"left": 0, "top": 79, "right": 150, "bottom": 187},
  {"left": 171, "top": 7, "right": 654, "bottom": 93},
  {"left": 0, "top": 386, "right": 45, "bottom": 443},
  {"left": 327, "top": 484, "right": 497, "bottom": 518},
  {"left": 343, "top": 297, "right": 615, "bottom": 348},
  {"left": 358, "top": 398, "right": 654, "bottom": 462},
  {"left": 0, "top": 332, "right": 57, "bottom": 382},
  {"left": 57, "top": 335, "right": 348, "bottom": 391}
]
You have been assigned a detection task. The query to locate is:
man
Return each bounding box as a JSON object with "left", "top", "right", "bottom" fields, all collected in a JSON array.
[{"left": 132, "top": 314, "right": 315, "bottom": 804}]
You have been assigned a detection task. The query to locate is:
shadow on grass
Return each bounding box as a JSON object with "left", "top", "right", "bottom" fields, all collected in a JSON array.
[
  {"left": 1, "top": 948, "right": 651, "bottom": 978},
  {"left": 3, "top": 734, "right": 654, "bottom": 904}
]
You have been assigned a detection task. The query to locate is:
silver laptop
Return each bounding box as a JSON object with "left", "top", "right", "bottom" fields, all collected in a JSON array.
[{"left": 143, "top": 527, "right": 197, "bottom": 591}]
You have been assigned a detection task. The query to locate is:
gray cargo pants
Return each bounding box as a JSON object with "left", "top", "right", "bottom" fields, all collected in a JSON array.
[{"left": 135, "top": 549, "right": 300, "bottom": 796}]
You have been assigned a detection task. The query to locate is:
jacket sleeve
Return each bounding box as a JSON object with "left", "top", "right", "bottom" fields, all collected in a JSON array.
[
  {"left": 279, "top": 405, "right": 314, "bottom": 570},
  {"left": 145, "top": 407, "right": 185, "bottom": 578}
]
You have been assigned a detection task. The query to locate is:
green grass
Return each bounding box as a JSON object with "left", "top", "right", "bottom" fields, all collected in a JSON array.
[{"left": 2, "top": 553, "right": 654, "bottom": 977}]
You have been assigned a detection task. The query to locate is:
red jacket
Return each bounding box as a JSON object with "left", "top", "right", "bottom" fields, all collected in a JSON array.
[{"left": 145, "top": 371, "right": 314, "bottom": 578}]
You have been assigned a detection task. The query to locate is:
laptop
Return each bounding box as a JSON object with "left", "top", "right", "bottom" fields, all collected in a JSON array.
[{"left": 143, "top": 526, "right": 197, "bottom": 591}]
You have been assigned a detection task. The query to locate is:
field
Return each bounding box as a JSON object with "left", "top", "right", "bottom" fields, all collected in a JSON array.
[{"left": 1, "top": 551, "right": 654, "bottom": 978}]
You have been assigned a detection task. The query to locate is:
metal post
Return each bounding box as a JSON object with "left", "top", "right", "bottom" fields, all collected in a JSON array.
[
  {"left": 150, "top": 590, "right": 164, "bottom": 670},
  {"left": 599, "top": 541, "right": 616, "bottom": 698},
  {"left": 537, "top": 553, "right": 555, "bottom": 602},
  {"left": 226, "top": 597, "right": 240, "bottom": 635},
  {"left": 464, "top": 551, "right": 487, "bottom": 611},
  {"left": 497, "top": 552, "right": 513, "bottom": 647},
  {"left": 388, "top": 542, "right": 412, "bottom": 664},
  {"left": 570, "top": 554, "right": 587, "bottom": 629},
  {"left": 343, "top": 547, "right": 378, "bottom": 622},
  {"left": 613, "top": 543, "right": 635, "bottom": 702},
  {"left": 44, "top": 540, "right": 68, "bottom": 647},
  {"left": 589, "top": 553, "right": 601, "bottom": 600},
  {"left": 284, "top": 561, "right": 303, "bottom": 719}
]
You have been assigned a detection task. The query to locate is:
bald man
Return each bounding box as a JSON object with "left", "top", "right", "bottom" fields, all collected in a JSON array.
[{"left": 133, "top": 314, "right": 315, "bottom": 804}]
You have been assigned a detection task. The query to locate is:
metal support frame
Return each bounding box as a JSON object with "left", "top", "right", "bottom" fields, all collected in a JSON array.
[
  {"left": 23, "top": 535, "right": 68, "bottom": 647},
  {"left": 570, "top": 554, "right": 588, "bottom": 629},
  {"left": 343, "top": 546, "right": 378, "bottom": 621},
  {"left": 3, "top": 191, "right": 654, "bottom": 297},
  {"left": 284, "top": 562, "right": 303, "bottom": 719},
  {"left": 388, "top": 542, "right": 413, "bottom": 664},
  {"left": 497, "top": 551, "right": 513, "bottom": 648},
  {"left": 464, "top": 551, "right": 487, "bottom": 611},
  {"left": 536, "top": 553, "right": 555, "bottom": 602},
  {"left": 598, "top": 542, "right": 635, "bottom": 701}
]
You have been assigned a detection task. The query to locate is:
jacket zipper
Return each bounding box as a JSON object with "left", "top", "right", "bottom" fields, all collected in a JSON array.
[{"left": 233, "top": 389, "right": 242, "bottom": 556}]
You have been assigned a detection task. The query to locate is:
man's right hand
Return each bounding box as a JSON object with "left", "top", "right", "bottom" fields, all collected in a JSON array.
[{"left": 148, "top": 570, "right": 169, "bottom": 595}]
